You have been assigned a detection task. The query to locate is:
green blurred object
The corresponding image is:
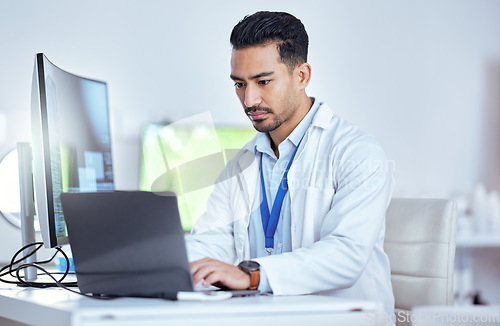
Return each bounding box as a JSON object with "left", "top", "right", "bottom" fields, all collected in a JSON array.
[{"left": 139, "top": 123, "right": 256, "bottom": 231}]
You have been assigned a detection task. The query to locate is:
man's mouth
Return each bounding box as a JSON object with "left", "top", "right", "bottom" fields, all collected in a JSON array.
[
  {"left": 245, "top": 107, "right": 271, "bottom": 121},
  {"left": 247, "top": 111, "right": 269, "bottom": 120}
]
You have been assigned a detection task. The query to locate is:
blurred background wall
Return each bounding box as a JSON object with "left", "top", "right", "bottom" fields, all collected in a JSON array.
[{"left": 1, "top": 0, "right": 499, "bottom": 303}]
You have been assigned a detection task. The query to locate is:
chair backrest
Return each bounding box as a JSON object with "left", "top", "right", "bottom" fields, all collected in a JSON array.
[{"left": 384, "top": 198, "right": 457, "bottom": 324}]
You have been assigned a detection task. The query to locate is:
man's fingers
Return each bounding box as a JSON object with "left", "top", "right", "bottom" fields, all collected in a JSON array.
[
  {"left": 191, "top": 263, "right": 216, "bottom": 285},
  {"left": 190, "top": 257, "right": 215, "bottom": 284},
  {"left": 189, "top": 257, "right": 251, "bottom": 290},
  {"left": 201, "top": 269, "right": 235, "bottom": 288},
  {"left": 190, "top": 257, "right": 214, "bottom": 272}
]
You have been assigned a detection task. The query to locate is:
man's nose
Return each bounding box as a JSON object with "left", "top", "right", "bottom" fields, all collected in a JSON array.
[{"left": 244, "top": 85, "right": 261, "bottom": 108}]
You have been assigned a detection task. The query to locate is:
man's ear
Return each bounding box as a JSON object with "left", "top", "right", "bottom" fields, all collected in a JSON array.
[{"left": 295, "top": 62, "right": 311, "bottom": 90}]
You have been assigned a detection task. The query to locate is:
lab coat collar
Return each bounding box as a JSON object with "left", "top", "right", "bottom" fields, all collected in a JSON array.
[
  {"left": 287, "top": 96, "right": 321, "bottom": 147},
  {"left": 310, "top": 99, "right": 333, "bottom": 130},
  {"left": 236, "top": 148, "right": 261, "bottom": 213}
]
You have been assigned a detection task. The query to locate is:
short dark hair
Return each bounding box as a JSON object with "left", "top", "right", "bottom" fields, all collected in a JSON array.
[{"left": 230, "top": 11, "right": 309, "bottom": 71}]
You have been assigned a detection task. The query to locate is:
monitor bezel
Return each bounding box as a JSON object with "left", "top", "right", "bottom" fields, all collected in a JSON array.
[{"left": 31, "top": 53, "right": 112, "bottom": 248}]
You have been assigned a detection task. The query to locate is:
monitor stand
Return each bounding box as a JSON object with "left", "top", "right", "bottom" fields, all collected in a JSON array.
[{"left": 17, "top": 142, "right": 37, "bottom": 282}]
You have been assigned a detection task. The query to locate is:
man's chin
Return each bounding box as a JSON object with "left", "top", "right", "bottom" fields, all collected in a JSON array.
[{"left": 252, "top": 121, "right": 280, "bottom": 133}]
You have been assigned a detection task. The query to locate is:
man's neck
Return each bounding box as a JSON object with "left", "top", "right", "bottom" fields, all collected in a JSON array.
[{"left": 269, "top": 95, "right": 313, "bottom": 158}]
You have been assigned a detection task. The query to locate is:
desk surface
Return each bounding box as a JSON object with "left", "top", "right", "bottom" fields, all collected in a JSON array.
[{"left": 0, "top": 284, "right": 382, "bottom": 326}]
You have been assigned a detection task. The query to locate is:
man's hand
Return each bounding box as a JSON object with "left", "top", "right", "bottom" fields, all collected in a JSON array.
[{"left": 190, "top": 257, "right": 251, "bottom": 290}]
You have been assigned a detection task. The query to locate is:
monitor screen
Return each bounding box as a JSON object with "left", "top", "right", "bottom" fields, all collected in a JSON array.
[
  {"left": 31, "top": 53, "right": 114, "bottom": 248},
  {"left": 139, "top": 116, "right": 256, "bottom": 231}
]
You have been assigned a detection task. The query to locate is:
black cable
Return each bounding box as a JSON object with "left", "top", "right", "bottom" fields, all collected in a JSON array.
[
  {"left": 7, "top": 242, "right": 44, "bottom": 275},
  {"left": 15, "top": 264, "right": 116, "bottom": 300},
  {"left": 0, "top": 242, "right": 76, "bottom": 287},
  {"left": 0, "top": 242, "right": 44, "bottom": 284},
  {"left": 0, "top": 242, "right": 146, "bottom": 301},
  {"left": 15, "top": 245, "right": 76, "bottom": 288}
]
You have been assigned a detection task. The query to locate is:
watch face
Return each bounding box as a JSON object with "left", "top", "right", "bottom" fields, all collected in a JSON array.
[{"left": 239, "top": 260, "right": 260, "bottom": 272}]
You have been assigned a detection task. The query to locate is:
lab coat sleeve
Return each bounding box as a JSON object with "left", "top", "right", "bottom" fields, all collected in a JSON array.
[
  {"left": 185, "top": 168, "right": 238, "bottom": 264},
  {"left": 254, "top": 139, "right": 394, "bottom": 295}
]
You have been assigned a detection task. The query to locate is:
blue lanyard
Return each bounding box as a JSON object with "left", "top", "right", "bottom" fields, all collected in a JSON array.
[{"left": 259, "top": 136, "right": 304, "bottom": 254}]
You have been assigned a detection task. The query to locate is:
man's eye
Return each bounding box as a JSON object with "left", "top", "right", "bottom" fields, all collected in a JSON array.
[
  {"left": 234, "top": 82, "right": 244, "bottom": 89},
  {"left": 258, "top": 80, "right": 271, "bottom": 85}
]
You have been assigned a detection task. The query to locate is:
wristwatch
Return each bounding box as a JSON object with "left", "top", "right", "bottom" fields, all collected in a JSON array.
[{"left": 237, "top": 260, "right": 260, "bottom": 290}]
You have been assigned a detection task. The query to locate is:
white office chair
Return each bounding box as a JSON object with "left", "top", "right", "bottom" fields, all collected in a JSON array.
[{"left": 384, "top": 198, "right": 457, "bottom": 326}]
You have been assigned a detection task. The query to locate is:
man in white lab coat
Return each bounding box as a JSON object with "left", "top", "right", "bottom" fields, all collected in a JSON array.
[{"left": 188, "top": 11, "right": 395, "bottom": 320}]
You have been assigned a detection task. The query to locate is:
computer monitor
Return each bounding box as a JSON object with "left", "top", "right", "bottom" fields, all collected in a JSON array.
[
  {"left": 139, "top": 118, "right": 256, "bottom": 231},
  {"left": 31, "top": 53, "right": 114, "bottom": 248}
]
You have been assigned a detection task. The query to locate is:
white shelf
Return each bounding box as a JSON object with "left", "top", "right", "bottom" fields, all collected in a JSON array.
[{"left": 456, "top": 234, "right": 500, "bottom": 248}]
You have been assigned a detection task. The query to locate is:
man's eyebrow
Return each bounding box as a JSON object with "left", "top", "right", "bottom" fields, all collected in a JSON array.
[
  {"left": 230, "top": 71, "right": 275, "bottom": 81},
  {"left": 250, "top": 71, "right": 274, "bottom": 79},
  {"left": 230, "top": 74, "right": 243, "bottom": 81}
]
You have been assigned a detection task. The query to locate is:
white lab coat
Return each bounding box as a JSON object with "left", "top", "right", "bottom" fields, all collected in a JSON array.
[{"left": 186, "top": 100, "right": 395, "bottom": 319}]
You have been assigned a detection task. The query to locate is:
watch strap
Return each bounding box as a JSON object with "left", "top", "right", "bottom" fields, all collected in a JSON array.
[{"left": 248, "top": 269, "right": 260, "bottom": 290}]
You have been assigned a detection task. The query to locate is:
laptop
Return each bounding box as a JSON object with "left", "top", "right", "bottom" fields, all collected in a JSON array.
[{"left": 60, "top": 191, "right": 259, "bottom": 300}]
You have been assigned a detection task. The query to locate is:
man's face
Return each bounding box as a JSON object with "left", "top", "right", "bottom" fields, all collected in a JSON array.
[{"left": 230, "top": 44, "right": 301, "bottom": 133}]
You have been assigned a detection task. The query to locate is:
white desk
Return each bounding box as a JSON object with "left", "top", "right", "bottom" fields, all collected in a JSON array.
[{"left": 0, "top": 285, "right": 383, "bottom": 326}]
